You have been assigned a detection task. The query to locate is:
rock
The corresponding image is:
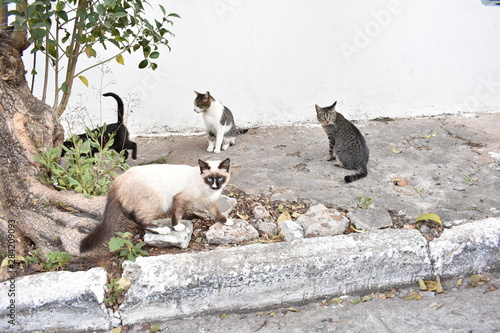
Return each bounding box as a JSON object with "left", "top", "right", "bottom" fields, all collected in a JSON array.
[
  {"left": 429, "top": 217, "right": 500, "bottom": 277},
  {"left": 0, "top": 268, "right": 111, "bottom": 332},
  {"left": 144, "top": 219, "right": 193, "bottom": 249},
  {"left": 190, "top": 195, "right": 237, "bottom": 220},
  {"left": 257, "top": 221, "right": 277, "bottom": 236},
  {"left": 206, "top": 219, "right": 259, "bottom": 244},
  {"left": 347, "top": 209, "right": 393, "bottom": 230},
  {"left": 297, "top": 204, "right": 349, "bottom": 237},
  {"left": 253, "top": 204, "right": 271, "bottom": 219},
  {"left": 119, "top": 229, "right": 431, "bottom": 325},
  {"left": 278, "top": 220, "right": 304, "bottom": 241}
]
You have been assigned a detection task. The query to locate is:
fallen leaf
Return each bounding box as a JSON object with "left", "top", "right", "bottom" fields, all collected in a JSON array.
[
  {"left": 331, "top": 297, "right": 343, "bottom": 304},
  {"left": 403, "top": 224, "right": 416, "bottom": 229},
  {"left": 424, "top": 281, "right": 437, "bottom": 291},
  {"left": 436, "top": 275, "right": 444, "bottom": 293},
  {"left": 429, "top": 302, "right": 443, "bottom": 310},
  {"left": 291, "top": 212, "right": 301, "bottom": 219},
  {"left": 288, "top": 307, "right": 299, "bottom": 312},
  {"left": 219, "top": 314, "right": 228, "bottom": 319},
  {"left": 268, "top": 311, "right": 276, "bottom": 317},
  {"left": 404, "top": 291, "right": 422, "bottom": 300},
  {"left": 349, "top": 225, "right": 366, "bottom": 233},
  {"left": 456, "top": 278, "right": 463, "bottom": 286},
  {"left": 423, "top": 133, "right": 437, "bottom": 139},
  {"left": 353, "top": 299, "right": 361, "bottom": 305},
  {"left": 392, "top": 177, "right": 408, "bottom": 187},
  {"left": 415, "top": 213, "right": 442, "bottom": 226},
  {"left": 150, "top": 324, "right": 161, "bottom": 333},
  {"left": 237, "top": 213, "right": 249, "bottom": 220},
  {"left": 1, "top": 255, "right": 25, "bottom": 267},
  {"left": 111, "top": 327, "right": 122, "bottom": 333},
  {"left": 277, "top": 210, "right": 292, "bottom": 222},
  {"left": 418, "top": 278, "right": 427, "bottom": 291},
  {"left": 391, "top": 148, "right": 402, "bottom": 154},
  {"left": 379, "top": 294, "right": 387, "bottom": 300},
  {"left": 470, "top": 274, "right": 481, "bottom": 287},
  {"left": 486, "top": 285, "right": 499, "bottom": 292}
]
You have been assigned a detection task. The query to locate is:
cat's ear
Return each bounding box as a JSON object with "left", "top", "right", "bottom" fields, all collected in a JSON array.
[
  {"left": 202, "top": 91, "right": 211, "bottom": 101},
  {"left": 198, "top": 159, "right": 211, "bottom": 173},
  {"left": 331, "top": 101, "right": 337, "bottom": 109},
  {"left": 218, "top": 158, "right": 230, "bottom": 172},
  {"left": 194, "top": 90, "right": 203, "bottom": 96},
  {"left": 315, "top": 104, "right": 322, "bottom": 113}
]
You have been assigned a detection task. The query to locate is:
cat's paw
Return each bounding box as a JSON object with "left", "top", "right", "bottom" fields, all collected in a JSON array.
[
  {"left": 221, "top": 144, "right": 230, "bottom": 151},
  {"left": 213, "top": 148, "right": 221, "bottom": 154},
  {"left": 224, "top": 218, "right": 234, "bottom": 226},
  {"left": 173, "top": 223, "right": 186, "bottom": 232},
  {"left": 207, "top": 147, "right": 214, "bottom": 153},
  {"left": 325, "top": 155, "right": 335, "bottom": 161},
  {"left": 152, "top": 226, "right": 171, "bottom": 235}
]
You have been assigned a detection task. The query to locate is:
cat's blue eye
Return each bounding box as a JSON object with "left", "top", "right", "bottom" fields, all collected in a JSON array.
[
  {"left": 218, "top": 177, "right": 224, "bottom": 182},
  {"left": 207, "top": 177, "right": 213, "bottom": 182}
]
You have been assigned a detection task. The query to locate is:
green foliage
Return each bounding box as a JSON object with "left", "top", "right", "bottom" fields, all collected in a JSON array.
[
  {"left": 43, "top": 250, "right": 73, "bottom": 271},
  {"left": 357, "top": 195, "right": 374, "bottom": 209},
  {"left": 23, "top": 248, "right": 73, "bottom": 271},
  {"left": 109, "top": 231, "right": 148, "bottom": 265},
  {"left": 104, "top": 277, "right": 131, "bottom": 308},
  {"left": 1, "top": 0, "right": 179, "bottom": 112},
  {"left": 35, "top": 129, "right": 129, "bottom": 198}
]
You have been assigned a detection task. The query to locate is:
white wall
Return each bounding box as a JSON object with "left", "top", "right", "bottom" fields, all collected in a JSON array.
[{"left": 30, "top": 0, "right": 500, "bottom": 135}]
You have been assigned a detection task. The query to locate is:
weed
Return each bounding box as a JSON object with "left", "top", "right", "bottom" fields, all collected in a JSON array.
[
  {"left": 105, "top": 277, "right": 131, "bottom": 310},
  {"left": 357, "top": 195, "right": 374, "bottom": 209},
  {"left": 22, "top": 249, "right": 73, "bottom": 271},
  {"left": 35, "top": 129, "right": 129, "bottom": 198},
  {"left": 109, "top": 232, "right": 148, "bottom": 265}
]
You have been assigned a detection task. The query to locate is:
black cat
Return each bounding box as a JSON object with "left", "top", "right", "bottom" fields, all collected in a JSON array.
[{"left": 62, "top": 93, "right": 137, "bottom": 160}]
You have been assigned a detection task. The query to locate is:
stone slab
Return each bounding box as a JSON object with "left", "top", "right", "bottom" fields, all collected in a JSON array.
[
  {"left": 0, "top": 267, "right": 110, "bottom": 332},
  {"left": 429, "top": 217, "right": 500, "bottom": 277},
  {"left": 119, "top": 229, "right": 431, "bottom": 325}
]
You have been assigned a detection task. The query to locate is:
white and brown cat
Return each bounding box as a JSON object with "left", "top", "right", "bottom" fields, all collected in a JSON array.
[
  {"left": 194, "top": 91, "right": 247, "bottom": 153},
  {"left": 80, "top": 158, "right": 232, "bottom": 253}
]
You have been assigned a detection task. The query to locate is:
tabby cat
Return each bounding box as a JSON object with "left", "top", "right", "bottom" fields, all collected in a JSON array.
[{"left": 315, "top": 101, "right": 369, "bottom": 183}]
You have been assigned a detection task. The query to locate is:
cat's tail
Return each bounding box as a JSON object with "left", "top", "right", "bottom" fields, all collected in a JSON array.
[
  {"left": 103, "top": 92, "right": 125, "bottom": 123},
  {"left": 344, "top": 163, "right": 368, "bottom": 183},
  {"left": 80, "top": 185, "right": 122, "bottom": 253}
]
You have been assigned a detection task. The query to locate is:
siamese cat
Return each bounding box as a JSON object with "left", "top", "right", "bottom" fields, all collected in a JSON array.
[
  {"left": 62, "top": 92, "right": 137, "bottom": 160},
  {"left": 194, "top": 91, "right": 247, "bottom": 153},
  {"left": 80, "top": 158, "right": 231, "bottom": 253},
  {"left": 315, "top": 101, "right": 369, "bottom": 183}
]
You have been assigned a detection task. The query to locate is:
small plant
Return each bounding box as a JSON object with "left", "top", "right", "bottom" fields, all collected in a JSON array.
[
  {"left": 463, "top": 174, "right": 478, "bottom": 185},
  {"left": 43, "top": 251, "right": 73, "bottom": 271},
  {"left": 109, "top": 232, "right": 148, "bottom": 265},
  {"left": 357, "top": 195, "right": 374, "bottom": 209},
  {"left": 35, "top": 129, "right": 129, "bottom": 198},
  {"left": 21, "top": 249, "right": 73, "bottom": 271},
  {"left": 105, "top": 277, "right": 131, "bottom": 310}
]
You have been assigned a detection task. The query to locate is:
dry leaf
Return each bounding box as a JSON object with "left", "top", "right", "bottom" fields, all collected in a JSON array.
[
  {"left": 415, "top": 213, "right": 442, "bottom": 226},
  {"left": 277, "top": 210, "right": 292, "bottom": 222},
  {"left": 379, "top": 294, "right": 387, "bottom": 300},
  {"left": 391, "top": 148, "right": 402, "bottom": 154},
  {"left": 219, "top": 314, "right": 228, "bottom": 319},
  {"left": 288, "top": 307, "right": 299, "bottom": 312},
  {"left": 392, "top": 177, "right": 408, "bottom": 187}
]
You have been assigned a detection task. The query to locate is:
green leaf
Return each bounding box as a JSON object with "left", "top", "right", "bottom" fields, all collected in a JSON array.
[
  {"left": 149, "top": 51, "right": 160, "bottom": 59},
  {"left": 109, "top": 237, "right": 127, "bottom": 252},
  {"left": 167, "top": 13, "right": 181, "bottom": 18},
  {"left": 138, "top": 59, "right": 148, "bottom": 69},
  {"left": 415, "top": 213, "right": 442, "bottom": 226}
]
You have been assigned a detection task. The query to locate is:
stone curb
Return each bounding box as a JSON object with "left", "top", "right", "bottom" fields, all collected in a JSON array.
[{"left": 2, "top": 218, "right": 499, "bottom": 332}]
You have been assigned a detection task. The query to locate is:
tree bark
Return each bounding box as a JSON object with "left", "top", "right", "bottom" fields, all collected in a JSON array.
[{"left": 0, "top": 31, "right": 104, "bottom": 255}]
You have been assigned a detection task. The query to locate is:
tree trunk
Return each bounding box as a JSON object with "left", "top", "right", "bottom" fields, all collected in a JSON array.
[{"left": 0, "top": 31, "right": 104, "bottom": 255}]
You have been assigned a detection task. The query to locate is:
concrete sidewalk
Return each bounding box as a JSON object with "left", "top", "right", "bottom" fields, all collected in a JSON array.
[{"left": 133, "top": 113, "right": 500, "bottom": 222}]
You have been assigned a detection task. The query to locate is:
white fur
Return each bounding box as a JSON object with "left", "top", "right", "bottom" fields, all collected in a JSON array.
[
  {"left": 195, "top": 100, "right": 233, "bottom": 154},
  {"left": 115, "top": 161, "right": 226, "bottom": 224}
]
